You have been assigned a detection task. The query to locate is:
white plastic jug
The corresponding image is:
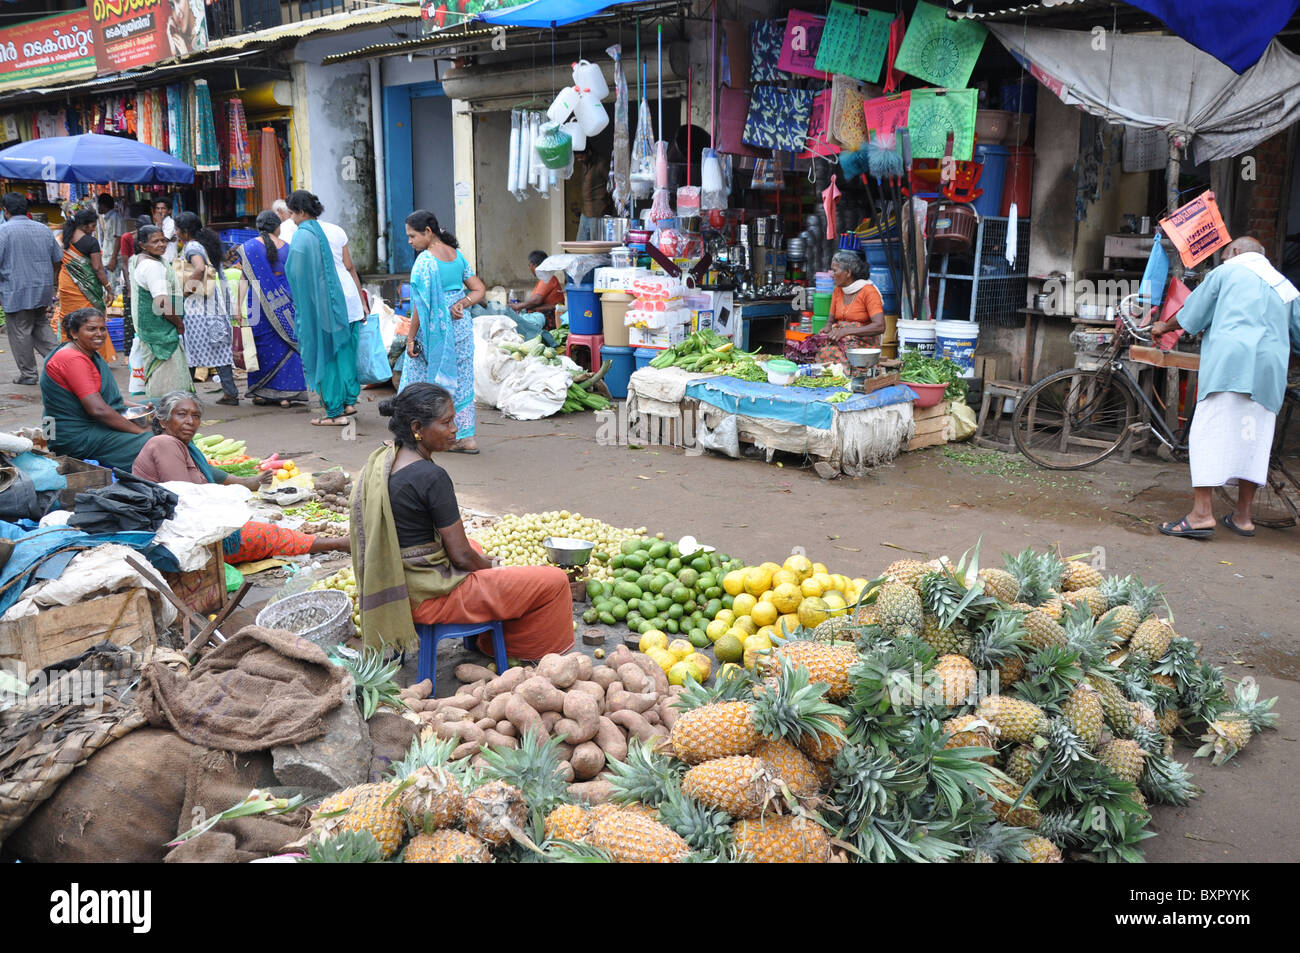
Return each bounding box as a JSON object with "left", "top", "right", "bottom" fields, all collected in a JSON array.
[
  {"left": 547, "top": 87, "right": 579, "bottom": 124},
  {"left": 571, "top": 59, "right": 609, "bottom": 100},
  {"left": 574, "top": 91, "right": 609, "bottom": 136},
  {"left": 561, "top": 120, "right": 587, "bottom": 152}
]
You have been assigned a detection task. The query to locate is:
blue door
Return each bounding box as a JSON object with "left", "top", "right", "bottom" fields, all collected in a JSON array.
[{"left": 383, "top": 82, "right": 454, "bottom": 274}]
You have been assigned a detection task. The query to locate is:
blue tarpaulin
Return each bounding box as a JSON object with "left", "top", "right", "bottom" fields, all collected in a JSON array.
[
  {"left": 684, "top": 379, "right": 914, "bottom": 431},
  {"left": 0, "top": 133, "right": 195, "bottom": 185},
  {"left": 0, "top": 526, "right": 159, "bottom": 617},
  {"left": 478, "top": 0, "right": 642, "bottom": 28},
  {"left": 1127, "top": 0, "right": 1300, "bottom": 74}
]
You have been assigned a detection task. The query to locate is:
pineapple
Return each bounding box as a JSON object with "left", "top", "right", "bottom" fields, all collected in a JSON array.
[
  {"left": 1098, "top": 574, "right": 1134, "bottom": 610},
  {"left": 1098, "top": 739, "right": 1147, "bottom": 783},
  {"left": 1088, "top": 674, "right": 1136, "bottom": 737},
  {"left": 404, "top": 829, "right": 492, "bottom": 863},
  {"left": 605, "top": 738, "right": 682, "bottom": 807},
  {"left": 1004, "top": 744, "right": 1039, "bottom": 784},
  {"left": 669, "top": 701, "right": 758, "bottom": 764},
  {"left": 976, "top": 695, "right": 1047, "bottom": 744},
  {"left": 771, "top": 640, "right": 857, "bottom": 700},
  {"left": 977, "top": 567, "right": 1020, "bottom": 603},
  {"left": 681, "top": 756, "right": 775, "bottom": 818},
  {"left": 997, "top": 654, "right": 1026, "bottom": 687},
  {"left": 810, "top": 617, "right": 856, "bottom": 643},
  {"left": 395, "top": 766, "right": 464, "bottom": 832},
  {"left": 1129, "top": 618, "right": 1174, "bottom": 662},
  {"left": 1063, "top": 587, "right": 1108, "bottom": 617},
  {"left": 852, "top": 604, "right": 879, "bottom": 627},
  {"left": 314, "top": 782, "right": 405, "bottom": 859},
  {"left": 968, "top": 610, "right": 1028, "bottom": 692},
  {"left": 544, "top": 804, "right": 591, "bottom": 841},
  {"left": 734, "top": 814, "right": 832, "bottom": 863},
  {"left": 1061, "top": 684, "right": 1105, "bottom": 749},
  {"left": 934, "top": 654, "right": 978, "bottom": 707},
  {"left": 1156, "top": 707, "right": 1181, "bottom": 736},
  {"left": 1061, "top": 559, "right": 1103, "bottom": 591},
  {"left": 798, "top": 714, "right": 848, "bottom": 763},
  {"left": 1130, "top": 701, "right": 1159, "bottom": 732},
  {"left": 1020, "top": 835, "right": 1063, "bottom": 862},
  {"left": 463, "top": 780, "right": 528, "bottom": 846},
  {"left": 586, "top": 808, "right": 690, "bottom": 862},
  {"left": 885, "top": 559, "right": 929, "bottom": 590},
  {"left": 1014, "top": 607, "right": 1067, "bottom": 652},
  {"left": 990, "top": 779, "right": 1041, "bottom": 828},
  {"left": 922, "top": 615, "right": 971, "bottom": 656},
  {"left": 754, "top": 739, "right": 822, "bottom": 798},
  {"left": 1150, "top": 673, "right": 1178, "bottom": 694},
  {"left": 1130, "top": 788, "right": 1150, "bottom": 815},
  {"left": 1004, "top": 549, "right": 1062, "bottom": 606},
  {"left": 1038, "top": 596, "right": 1064, "bottom": 620},
  {"left": 942, "top": 714, "right": 997, "bottom": 764},
  {"left": 590, "top": 801, "right": 659, "bottom": 823},
  {"left": 1197, "top": 717, "right": 1253, "bottom": 766},
  {"left": 876, "top": 582, "right": 924, "bottom": 639}
]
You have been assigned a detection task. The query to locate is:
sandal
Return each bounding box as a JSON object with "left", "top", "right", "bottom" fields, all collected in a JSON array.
[
  {"left": 1158, "top": 517, "right": 1214, "bottom": 540},
  {"left": 1220, "top": 513, "right": 1256, "bottom": 537},
  {"left": 310, "top": 416, "right": 351, "bottom": 427},
  {"left": 215, "top": 396, "right": 240, "bottom": 407}
]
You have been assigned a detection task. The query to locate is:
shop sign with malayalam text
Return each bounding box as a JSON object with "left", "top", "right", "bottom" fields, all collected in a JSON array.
[
  {"left": 85, "top": 0, "right": 208, "bottom": 75},
  {"left": 0, "top": 11, "right": 97, "bottom": 91}
]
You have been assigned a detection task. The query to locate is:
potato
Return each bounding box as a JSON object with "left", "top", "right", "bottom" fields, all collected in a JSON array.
[
  {"left": 568, "top": 779, "right": 615, "bottom": 805},
  {"left": 616, "top": 663, "right": 650, "bottom": 694},
  {"left": 573, "top": 654, "right": 593, "bottom": 682},
  {"left": 570, "top": 742, "right": 605, "bottom": 781},
  {"left": 486, "top": 693, "right": 512, "bottom": 722},
  {"left": 608, "top": 709, "right": 657, "bottom": 743},
  {"left": 505, "top": 696, "right": 543, "bottom": 736},
  {"left": 590, "top": 667, "right": 619, "bottom": 690},
  {"left": 410, "top": 678, "right": 434, "bottom": 700},
  {"left": 455, "top": 663, "right": 497, "bottom": 684},
  {"left": 483, "top": 666, "right": 530, "bottom": 701},
  {"left": 540, "top": 710, "right": 562, "bottom": 733},
  {"left": 482, "top": 730, "right": 518, "bottom": 749},
  {"left": 436, "top": 720, "right": 485, "bottom": 745},
  {"left": 605, "top": 686, "right": 658, "bottom": 715},
  {"left": 494, "top": 720, "right": 518, "bottom": 738},
  {"left": 593, "top": 717, "right": 627, "bottom": 762},
  {"left": 516, "top": 677, "right": 566, "bottom": 713},
  {"left": 569, "top": 680, "right": 606, "bottom": 705}
]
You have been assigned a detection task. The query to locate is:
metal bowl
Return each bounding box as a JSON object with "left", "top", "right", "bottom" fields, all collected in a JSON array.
[
  {"left": 847, "top": 348, "right": 881, "bottom": 369},
  {"left": 124, "top": 405, "right": 156, "bottom": 422},
  {"left": 542, "top": 537, "right": 595, "bottom": 567}
]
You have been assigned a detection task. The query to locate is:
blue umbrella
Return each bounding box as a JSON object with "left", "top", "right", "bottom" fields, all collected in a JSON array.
[{"left": 0, "top": 133, "right": 194, "bottom": 185}]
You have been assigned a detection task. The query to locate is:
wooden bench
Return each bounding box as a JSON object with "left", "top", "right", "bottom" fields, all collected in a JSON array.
[{"left": 974, "top": 380, "right": 1029, "bottom": 451}]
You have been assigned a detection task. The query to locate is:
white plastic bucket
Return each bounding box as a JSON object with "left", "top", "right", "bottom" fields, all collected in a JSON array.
[
  {"left": 897, "top": 319, "right": 937, "bottom": 359},
  {"left": 571, "top": 60, "right": 609, "bottom": 100},
  {"left": 935, "top": 319, "right": 981, "bottom": 378},
  {"left": 547, "top": 87, "right": 579, "bottom": 124},
  {"left": 561, "top": 120, "right": 586, "bottom": 152},
  {"left": 574, "top": 91, "right": 609, "bottom": 136}
]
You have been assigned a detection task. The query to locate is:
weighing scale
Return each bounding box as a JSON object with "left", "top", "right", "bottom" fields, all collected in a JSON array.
[{"left": 846, "top": 349, "right": 901, "bottom": 394}]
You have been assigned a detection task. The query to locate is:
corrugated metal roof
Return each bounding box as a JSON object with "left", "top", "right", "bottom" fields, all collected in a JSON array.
[{"left": 206, "top": 4, "right": 420, "bottom": 51}]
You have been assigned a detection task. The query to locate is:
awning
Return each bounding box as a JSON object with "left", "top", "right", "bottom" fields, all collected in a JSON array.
[
  {"left": 477, "top": 0, "right": 645, "bottom": 28},
  {"left": 1124, "top": 0, "right": 1300, "bottom": 74},
  {"left": 987, "top": 25, "right": 1300, "bottom": 163},
  {"left": 205, "top": 4, "right": 420, "bottom": 52}
]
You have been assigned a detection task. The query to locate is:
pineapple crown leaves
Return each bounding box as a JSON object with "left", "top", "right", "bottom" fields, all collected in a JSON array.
[
  {"left": 1152, "top": 636, "right": 1202, "bottom": 692},
  {"left": 1034, "top": 810, "right": 1087, "bottom": 849},
  {"left": 604, "top": 738, "right": 683, "bottom": 807},
  {"left": 1061, "top": 601, "right": 1123, "bottom": 670},
  {"left": 1139, "top": 751, "right": 1201, "bottom": 807},
  {"left": 827, "top": 743, "right": 904, "bottom": 826},
  {"left": 1015, "top": 644, "right": 1085, "bottom": 710},
  {"left": 674, "top": 666, "right": 755, "bottom": 712},
  {"left": 927, "top": 742, "right": 1007, "bottom": 817},
  {"left": 1002, "top": 548, "right": 1062, "bottom": 606},
  {"left": 476, "top": 729, "right": 573, "bottom": 820},
  {"left": 845, "top": 642, "right": 933, "bottom": 722},
  {"left": 968, "top": 609, "right": 1028, "bottom": 668},
  {"left": 655, "top": 785, "right": 734, "bottom": 858},
  {"left": 964, "top": 820, "right": 1035, "bottom": 862},
  {"left": 1076, "top": 802, "right": 1158, "bottom": 863},
  {"left": 301, "top": 829, "right": 386, "bottom": 863},
  {"left": 386, "top": 735, "right": 457, "bottom": 782},
  {"left": 1179, "top": 660, "right": 1230, "bottom": 726},
  {"left": 751, "top": 658, "right": 850, "bottom": 745},
  {"left": 331, "top": 647, "right": 406, "bottom": 720}
]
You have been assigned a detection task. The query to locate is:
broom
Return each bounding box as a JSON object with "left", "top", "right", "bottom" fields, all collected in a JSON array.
[{"left": 866, "top": 139, "right": 905, "bottom": 314}]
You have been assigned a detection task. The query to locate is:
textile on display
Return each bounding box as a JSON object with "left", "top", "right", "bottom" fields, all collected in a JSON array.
[
  {"left": 743, "top": 86, "right": 815, "bottom": 152},
  {"left": 227, "top": 99, "right": 255, "bottom": 189},
  {"left": 259, "top": 127, "right": 286, "bottom": 206},
  {"left": 193, "top": 80, "right": 219, "bottom": 172}
]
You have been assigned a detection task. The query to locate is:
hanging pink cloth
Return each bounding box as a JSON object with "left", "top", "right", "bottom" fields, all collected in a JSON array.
[{"left": 822, "top": 177, "right": 842, "bottom": 240}]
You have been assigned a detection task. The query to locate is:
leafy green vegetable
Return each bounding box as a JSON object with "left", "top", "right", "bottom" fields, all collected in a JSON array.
[
  {"left": 215, "top": 461, "right": 263, "bottom": 478},
  {"left": 898, "top": 348, "right": 969, "bottom": 401}
]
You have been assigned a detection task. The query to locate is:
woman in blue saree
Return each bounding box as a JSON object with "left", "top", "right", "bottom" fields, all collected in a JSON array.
[
  {"left": 236, "top": 211, "right": 308, "bottom": 407},
  {"left": 283, "top": 191, "right": 358, "bottom": 426},
  {"left": 399, "top": 209, "right": 486, "bottom": 453}
]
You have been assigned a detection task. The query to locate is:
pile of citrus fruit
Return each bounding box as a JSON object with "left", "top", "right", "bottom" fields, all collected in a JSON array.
[{"left": 634, "top": 630, "right": 715, "bottom": 686}]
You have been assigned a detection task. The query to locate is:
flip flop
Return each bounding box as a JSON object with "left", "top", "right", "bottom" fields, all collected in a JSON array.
[
  {"left": 1221, "top": 513, "right": 1256, "bottom": 537},
  {"left": 1158, "top": 518, "right": 1214, "bottom": 540},
  {"left": 447, "top": 446, "right": 480, "bottom": 454},
  {"left": 310, "top": 416, "right": 350, "bottom": 427}
]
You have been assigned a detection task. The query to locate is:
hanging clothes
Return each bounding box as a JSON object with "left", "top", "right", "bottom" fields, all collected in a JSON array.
[
  {"left": 259, "top": 126, "right": 286, "bottom": 206},
  {"left": 227, "top": 99, "right": 255, "bottom": 190},
  {"left": 193, "top": 81, "right": 219, "bottom": 172}
]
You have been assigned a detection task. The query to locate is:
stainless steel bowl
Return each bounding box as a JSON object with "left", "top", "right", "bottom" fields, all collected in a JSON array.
[
  {"left": 542, "top": 537, "right": 595, "bottom": 567},
  {"left": 847, "top": 347, "right": 881, "bottom": 369}
]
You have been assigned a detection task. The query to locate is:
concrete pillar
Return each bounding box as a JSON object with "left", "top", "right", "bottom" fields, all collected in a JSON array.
[{"left": 452, "top": 101, "right": 477, "bottom": 271}]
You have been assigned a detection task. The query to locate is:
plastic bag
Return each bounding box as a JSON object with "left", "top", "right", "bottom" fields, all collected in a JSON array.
[
  {"left": 631, "top": 97, "right": 656, "bottom": 199},
  {"left": 128, "top": 337, "right": 147, "bottom": 395},
  {"left": 700, "top": 148, "right": 728, "bottom": 210},
  {"left": 355, "top": 312, "right": 393, "bottom": 385},
  {"left": 608, "top": 44, "right": 631, "bottom": 215},
  {"left": 508, "top": 109, "right": 521, "bottom": 195},
  {"left": 535, "top": 121, "right": 572, "bottom": 170}
]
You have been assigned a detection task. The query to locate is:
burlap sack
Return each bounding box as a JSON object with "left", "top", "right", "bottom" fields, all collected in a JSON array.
[{"left": 367, "top": 711, "right": 420, "bottom": 783}]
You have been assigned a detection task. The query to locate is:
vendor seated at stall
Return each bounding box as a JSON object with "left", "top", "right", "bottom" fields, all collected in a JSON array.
[
  {"left": 815, "top": 251, "right": 886, "bottom": 366},
  {"left": 509, "top": 250, "right": 566, "bottom": 329},
  {"left": 40, "top": 307, "right": 154, "bottom": 470},
  {"left": 132, "top": 391, "right": 350, "bottom": 564},
  {"left": 353, "top": 383, "right": 573, "bottom": 661}
]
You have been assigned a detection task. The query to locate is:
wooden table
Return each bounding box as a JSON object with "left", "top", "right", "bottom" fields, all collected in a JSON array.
[{"left": 1127, "top": 345, "right": 1201, "bottom": 451}]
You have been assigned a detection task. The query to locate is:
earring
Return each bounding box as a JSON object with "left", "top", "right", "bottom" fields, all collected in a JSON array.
[{"left": 415, "top": 433, "right": 422, "bottom": 441}]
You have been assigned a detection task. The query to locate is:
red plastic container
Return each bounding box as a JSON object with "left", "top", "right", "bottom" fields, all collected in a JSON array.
[
  {"left": 1001, "top": 145, "right": 1034, "bottom": 216},
  {"left": 905, "top": 382, "right": 948, "bottom": 408}
]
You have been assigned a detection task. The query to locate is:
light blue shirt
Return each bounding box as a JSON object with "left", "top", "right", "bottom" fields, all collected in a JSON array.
[{"left": 1175, "top": 254, "right": 1300, "bottom": 414}]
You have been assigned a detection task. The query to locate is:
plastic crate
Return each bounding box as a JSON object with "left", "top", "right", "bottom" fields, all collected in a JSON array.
[{"left": 220, "top": 228, "right": 258, "bottom": 248}]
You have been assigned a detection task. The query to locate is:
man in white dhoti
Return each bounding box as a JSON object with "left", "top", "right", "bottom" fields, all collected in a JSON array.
[{"left": 1151, "top": 237, "right": 1300, "bottom": 539}]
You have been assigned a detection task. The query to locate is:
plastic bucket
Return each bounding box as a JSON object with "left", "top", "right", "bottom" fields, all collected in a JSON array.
[
  {"left": 600, "top": 291, "right": 633, "bottom": 347},
  {"left": 897, "top": 318, "right": 937, "bottom": 358},
  {"left": 634, "top": 347, "right": 660, "bottom": 371},
  {"left": 603, "top": 345, "right": 634, "bottom": 399},
  {"left": 935, "top": 319, "right": 981, "bottom": 378},
  {"left": 869, "top": 268, "right": 899, "bottom": 315},
  {"left": 565, "top": 284, "right": 603, "bottom": 335},
  {"left": 1001, "top": 145, "right": 1034, "bottom": 217},
  {"left": 972, "top": 144, "right": 1009, "bottom": 218},
  {"left": 812, "top": 313, "right": 828, "bottom": 333},
  {"left": 862, "top": 240, "right": 900, "bottom": 274},
  {"left": 813, "top": 291, "right": 832, "bottom": 318},
  {"left": 106, "top": 316, "right": 125, "bottom": 352}
]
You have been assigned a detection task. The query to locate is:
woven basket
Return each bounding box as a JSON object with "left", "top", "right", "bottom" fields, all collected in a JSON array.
[{"left": 256, "top": 589, "right": 355, "bottom": 650}]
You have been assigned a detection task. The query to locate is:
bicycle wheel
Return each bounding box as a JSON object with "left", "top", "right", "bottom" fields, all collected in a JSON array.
[
  {"left": 1013, "top": 367, "right": 1139, "bottom": 470},
  {"left": 1215, "top": 466, "right": 1300, "bottom": 529}
]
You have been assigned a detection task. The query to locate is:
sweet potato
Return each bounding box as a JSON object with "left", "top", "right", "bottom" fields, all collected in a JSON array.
[
  {"left": 569, "top": 680, "right": 606, "bottom": 704},
  {"left": 556, "top": 742, "right": 574, "bottom": 763},
  {"left": 516, "top": 676, "right": 566, "bottom": 713},
  {"left": 436, "top": 721, "right": 485, "bottom": 745},
  {"left": 608, "top": 709, "right": 657, "bottom": 743},
  {"left": 574, "top": 654, "right": 593, "bottom": 682},
  {"left": 452, "top": 741, "right": 480, "bottom": 760},
  {"left": 606, "top": 686, "right": 658, "bottom": 714},
  {"left": 482, "top": 666, "right": 531, "bottom": 701},
  {"left": 562, "top": 692, "right": 601, "bottom": 737},
  {"left": 495, "top": 720, "right": 518, "bottom": 738},
  {"left": 593, "top": 717, "right": 627, "bottom": 762},
  {"left": 410, "top": 678, "right": 434, "bottom": 700},
  {"left": 570, "top": 741, "right": 605, "bottom": 781},
  {"left": 606, "top": 646, "right": 633, "bottom": 669},
  {"left": 657, "top": 698, "right": 679, "bottom": 730},
  {"left": 455, "top": 663, "right": 497, "bottom": 684},
  {"left": 625, "top": 653, "right": 669, "bottom": 695},
  {"left": 438, "top": 706, "right": 470, "bottom": 723},
  {"left": 590, "top": 666, "right": 619, "bottom": 690},
  {"left": 482, "top": 729, "right": 518, "bottom": 749},
  {"left": 537, "top": 653, "right": 582, "bottom": 690},
  {"left": 474, "top": 717, "right": 496, "bottom": 732},
  {"left": 505, "top": 696, "right": 543, "bottom": 736},
  {"left": 556, "top": 761, "right": 576, "bottom": 783},
  {"left": 418, "top": 710, "right": 436, "bottom": 723},
  {"left": 616, "top": 663, "right": 651, "bottom": 694},
  {"left": 568, "top": 779, "right": 615, "bottom": 805},
  {"left": 540, "top": 710, "right": 562, "bottom": 733},
  {"left": 486, "top": 693, "right": 512, "bottom": 721},
  {"left": 642, "top": 708, "right": 660, "bottom": 726}
]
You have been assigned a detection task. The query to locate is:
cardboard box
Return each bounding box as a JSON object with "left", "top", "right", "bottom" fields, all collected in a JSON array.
[{"left": 629, "top": 323, "right": 690, "bottom": 349}]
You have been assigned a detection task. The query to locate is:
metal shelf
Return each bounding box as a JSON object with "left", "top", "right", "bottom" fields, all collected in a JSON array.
[{"left": 932, "top": 217, "right": 1030, "bottom": 324}]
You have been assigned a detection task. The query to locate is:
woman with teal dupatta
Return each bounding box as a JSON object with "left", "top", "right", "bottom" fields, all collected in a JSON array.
[
  {"left": 40, "top": 308, "right": 153, "bottom": 470},
  {"left": 399, "top": 210, "right": 486, "bottom": 453},
  {"left": 282, "top": 191, "right": 358, "bottom": 426}
]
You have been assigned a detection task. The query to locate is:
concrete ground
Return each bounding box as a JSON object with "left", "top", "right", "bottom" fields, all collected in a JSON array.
[{"left": 5, "top": 346, "right": 1296, "bottom": 863}]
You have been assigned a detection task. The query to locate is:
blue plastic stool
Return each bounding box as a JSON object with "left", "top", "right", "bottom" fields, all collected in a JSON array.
[{"left": 415, "top": 621, "right": 508, "bottom": 686}]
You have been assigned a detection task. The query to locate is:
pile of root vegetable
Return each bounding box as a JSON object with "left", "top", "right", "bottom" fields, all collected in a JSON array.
[{"left": 285, "top": 544, "right": 1278, "bottom": 863}]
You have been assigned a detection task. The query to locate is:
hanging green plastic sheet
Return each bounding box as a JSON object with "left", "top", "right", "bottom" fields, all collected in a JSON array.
[
  {"left": 907, "top": 88, "right": 977, "bottom": 161},
  {"left": 894, "top": 1, "right": 987, "bottom": 90},
  {"left": 814, "top": 2, "right": 893, "bottom": 83}
]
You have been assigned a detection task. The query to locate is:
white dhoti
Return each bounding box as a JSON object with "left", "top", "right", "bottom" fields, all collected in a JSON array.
[{"left": 1188, "top": 391, "right": 1275, "bottom": 487}]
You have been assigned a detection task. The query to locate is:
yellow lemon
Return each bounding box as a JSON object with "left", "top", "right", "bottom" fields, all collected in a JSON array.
[
  {"left": 756, "top": 625, "right": 778, "bottom": 643},
  {"left": 744, "top": 566, "right": 773, "bottom": 596},
  {"left": 743, "top": 633, "right": 773, "bottom": 671},
  {"left": 822, "top": 591, "right": 849, "bottom": 616},
  {"left": 852, "top": 577, "right": 870, "bottom": 592},
  {"left": 685, "top": 652, "right": 712, "bottom": 682},
  {"left": 812, "top": 562, "right": 829, "bottom": 575},
  {"left": 758, "top": 589, "right": 776, "bottom": 604},
  {"left": 638, "top": 630, "right": 669, "bottom": 653},
  {"left": 771, "top": 568, "right": 800, "bottom": 588},
  {"left": 714, "top": 633, "right": 745, "bottom": 664},
  {"left": 722, "top": 570, "right": 747, "bottom": 597},
  {"left": 732, "top": 616, "right": 758, "bottom": 637},
  {"left": 812, "top": 572, "right": 837, "bottom": 594},
  {"left": 783, "top": 554, "right": 814, "bottom": 581},
  {"left": 705, "top": 619, "right": 731, "bottom": 643},
  {"left": 778, "top": 613, "right": 802, "bottom": 637},
  {"left": 831, "top": 573, "right": 853, "bottom": 593},
  {"left": 717, "top": 661, "right": 744, "bottom": 682},
  {"left": 800, "top": 576, "right": 826, "bottom": 599},
  {"left": 759, "top": 561, "right": 782, "bottom": 576},
  {"left": 772, "top": 582, "right": 803, "bottom": 615},
  {"left": 750, "top": 600, "right": 779, "bottom": 628},
  {"left": 668, "top": 661, "right": 697, "bottom": 687},
  {"left": 668, "top": 638, "right": 695, "bottom": 660},
  {"left": 646, "top": 648, "right": 676, "bottom": 672},
  {"left": 714, "top": 609, "right": 736, "bottom": 628},
  {"left": 732, "top": 593, "right": 759, "bottom": 618},
  {"left": 797, "top": 597, "right": 831, "bottom": 630}
]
